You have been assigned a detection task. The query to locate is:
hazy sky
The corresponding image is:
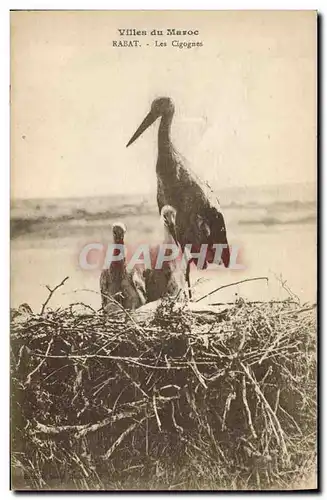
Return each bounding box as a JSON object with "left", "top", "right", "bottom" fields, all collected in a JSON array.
[{"left": 11, "top": 10, "right": 316, "bottom": 199}]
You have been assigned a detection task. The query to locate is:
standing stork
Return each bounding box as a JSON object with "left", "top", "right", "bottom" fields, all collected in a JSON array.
[
  {"left": 126, "top": 97, "right": 230, "bottom": 296},
  {"left": 144, "top": 204, "right": 189, "bottom": 303},
  {"left": 100, "top": 222, "right": 146, "bottom": 313}
]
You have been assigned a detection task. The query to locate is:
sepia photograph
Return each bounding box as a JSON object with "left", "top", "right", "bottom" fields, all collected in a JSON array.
[{"left": 10, "top": 10, "right": 317, "bottom": 491}]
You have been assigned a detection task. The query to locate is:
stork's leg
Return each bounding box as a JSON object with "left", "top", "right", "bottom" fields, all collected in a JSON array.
[{"left": 186, "top": 261, "right": 192, "bottom": 300}]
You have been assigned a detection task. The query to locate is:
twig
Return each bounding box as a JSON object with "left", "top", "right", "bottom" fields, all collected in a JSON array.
[
  {"left": 31, "top": 352, "right": 220, "bottom": 369},
  {"left": 274, "top": 388, "right": 281, "bottom": 414},
  {"left": 32, "top": 396, "right": 176, "bottom": 440},
  {"left": 32, "top": 412, "right": 136, "bottom": 438},
  {"left": 188, "top": 348, "right": 207, "bottom": 389},
  {"left": 171, "top": 401, "right": 183, "bottom": 433},
  {"left": 242, "top": 376, "right": 257, "bottom": 439},
  {"left": 68, "top": 302, "right": 97, "bottom": 314},
  {"left": 40, "top": 277, "right": 69, "bottom": 314},
  {"left": 195, "top": 277, "right": 269, "bottom": 303},
  {"left": 25, "top": 338, "right": 53, "bottom": 386},
  {"left": 103, "top": 421, "right": 139, "bottom": 460},
  {"left": 241, "top": 362, "right": 288, "bottom": 457},
  {"left": 276, "top": 304, "right": 316, "bottom": 317},
  {"left": 274, "top": 273, "right": 300, "bottom": 303},
  {"left": 153, "top": 392, "right": 162, "bottom": 431},
  {"left": 117, "top": 363, "right": 149, "bottom": 399},
  {"left": 221, "top": 391, "right": 236, "bottom": 431},
  {"left": 278, "top": 405, "right": 303, "bottom": 435},
  {"left": 258, "top": 329, "right": 285, "bottom": 365},
  {"left": 209, "top": 300, "right": 299, "bottom": 306}
]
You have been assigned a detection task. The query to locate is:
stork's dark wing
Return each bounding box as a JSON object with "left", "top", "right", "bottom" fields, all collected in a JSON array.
[
  {"left": 177, "top": 150, "right": 225, "bottom": 214},
  {"left": 202, "top": 205, "right": 230, "bottom": 267},
  {"left": 192, "top": 174, "right": 230, "bottom": 267}
]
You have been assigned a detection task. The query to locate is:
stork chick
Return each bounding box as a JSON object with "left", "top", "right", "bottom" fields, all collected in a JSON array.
[
  {"left": 144, "top": 205, "right": 189, "bottom": 303},
  {"left": 100, "top": 222, "right": 146, "bottom": 313}
]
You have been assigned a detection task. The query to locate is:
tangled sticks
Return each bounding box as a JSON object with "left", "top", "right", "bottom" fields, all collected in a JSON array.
[{"left": 11, "top": 287, "right": 316, "bottom": 490}]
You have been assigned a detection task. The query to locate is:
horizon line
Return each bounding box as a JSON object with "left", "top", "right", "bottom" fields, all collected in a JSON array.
[{"left": 11, "top": 180, "right": 316, "bottom": 203}]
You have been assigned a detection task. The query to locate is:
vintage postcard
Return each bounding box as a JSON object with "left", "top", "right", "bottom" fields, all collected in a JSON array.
[{"left": 10, "top": 10, "right": 317, "bottom": 491}]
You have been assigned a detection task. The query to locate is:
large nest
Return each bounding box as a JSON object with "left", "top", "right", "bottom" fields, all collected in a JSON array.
[{"left": 11, "top": 295, "right": 316, "bottom": 491}]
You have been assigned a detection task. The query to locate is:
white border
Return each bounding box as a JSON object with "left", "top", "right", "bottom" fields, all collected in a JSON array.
[{"left": 3, "top": 1, "right": 326, "bottom": 9}]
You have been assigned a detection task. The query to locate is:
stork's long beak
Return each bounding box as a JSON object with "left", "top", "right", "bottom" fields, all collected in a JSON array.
[
  {"left": 126, "top": 111, "right": 157, "bottom": 147},
  {"left": 167, "top": 221, "right": 178, "bottom": 246}
]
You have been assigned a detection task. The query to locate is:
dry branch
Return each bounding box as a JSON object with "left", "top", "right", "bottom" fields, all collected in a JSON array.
[
  {"left": 195, "top": 276, "right": 269, "bottom": 302},
  {"left": 40, "top": 276, "right": 69, "bottom": 314}
]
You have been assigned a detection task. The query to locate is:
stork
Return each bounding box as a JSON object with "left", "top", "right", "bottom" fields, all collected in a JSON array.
[
  {"left": 100, "top": 222, "right": 146, "bottom": 313},
  {"left": 144, "top": 205, "right": 189, "bottom": 303},
  {"left": 126, "top": 97, "right": 230, "bottom": 297}
]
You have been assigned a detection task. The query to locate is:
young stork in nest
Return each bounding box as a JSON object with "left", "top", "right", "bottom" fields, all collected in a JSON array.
[
  {"left": 100, "top": 222, "right": 146, "bottom": 313},
  {"left": 144, "top": 205, "right": 189, "bottom": 303}
]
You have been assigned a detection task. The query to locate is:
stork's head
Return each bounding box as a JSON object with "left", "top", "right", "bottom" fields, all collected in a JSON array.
[
  {"left": 112, "top": 222, "right": 126, "bottom": 243},
  {"left": 151, "top": 97, "right": 175, "bottom": 117},
  {"left": 126, "top": 97, "right": 175, "bottom": 147},
  {"left": 161, "top": 205, "right": 178, "bottom": 245}
]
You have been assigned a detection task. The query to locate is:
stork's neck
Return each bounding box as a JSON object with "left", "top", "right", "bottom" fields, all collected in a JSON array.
[
  {"left": 158, "top": 111, "right": 174, "bottom": 156},
  {"left": 163, "top": 225, "right": 177, "bottom": 246},
  {"left": 111, "top": 238, "right": 126, "bottom": 272}
]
